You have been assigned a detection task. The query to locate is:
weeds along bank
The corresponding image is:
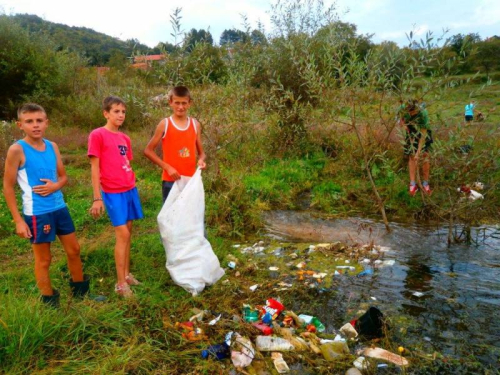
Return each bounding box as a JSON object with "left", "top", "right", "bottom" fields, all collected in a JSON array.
[{"left": 2, "top": 77, "right": 500, "bottom": 239}]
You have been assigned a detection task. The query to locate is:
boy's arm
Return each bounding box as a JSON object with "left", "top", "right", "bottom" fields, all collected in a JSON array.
[
  {"left": 89, "top": 156, "right": 105, "bottom": 218},
  {"left": 2, "top": 145, "right": 31, "bottom": 238},
  {"left": 32, "top": 142, "right": 67, "bottom": 196},
  {"left": 195, "top": 120, "right": 206, "bottom": 169},
  {"left": 143, "top": 119, "right": 181, "bottom": 180}
]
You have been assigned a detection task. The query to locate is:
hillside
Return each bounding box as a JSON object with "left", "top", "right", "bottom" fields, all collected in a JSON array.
[{"left": 9, "top": 13, "right": 154, "bottom": 65}]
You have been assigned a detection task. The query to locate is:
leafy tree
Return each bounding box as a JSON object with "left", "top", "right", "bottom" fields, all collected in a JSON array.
[
  {"left": 470, "top": 38, "right": 500, "bottom": 75},
  {"left": 0, "top": 15, "right": 82, "bottom": 117},
  {"left": 220, "top": 29, "right": 249, "bottom": 45},
  {"left": 251, "top": 29, "right": 267, "bottom": 45},
  {"left": 108, "top": 50, "right": 128, "bottom": 69},
  {"left": 152, "top": 42, "right": 177, "bottom": 54},
  {"left": 450, "top": 33, "right": 481, "bottom": 55},
  {"left": 184, "top": 29, "right": 213, "bottom": 52}
]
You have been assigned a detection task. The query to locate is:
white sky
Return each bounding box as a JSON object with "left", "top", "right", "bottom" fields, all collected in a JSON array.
[{"left": 1, "top": 0, "right": 499, "bottom": 47}]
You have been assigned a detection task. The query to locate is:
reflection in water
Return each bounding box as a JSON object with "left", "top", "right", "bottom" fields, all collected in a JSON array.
[{"left": 264, "top": 211, "right": 500, "bottom": 366}]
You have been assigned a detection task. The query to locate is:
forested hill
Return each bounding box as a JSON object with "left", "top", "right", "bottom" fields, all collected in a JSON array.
[{"left": 9, "top": 14, "right": 154, "bottom": 65}]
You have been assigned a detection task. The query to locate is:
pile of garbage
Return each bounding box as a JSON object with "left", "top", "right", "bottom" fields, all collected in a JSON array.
[
  {"left": 233, "top": 241, "right": 396, "bottom": 292},
  {"left": 174, "top": 298, "right": 409, "bottom": 373}
]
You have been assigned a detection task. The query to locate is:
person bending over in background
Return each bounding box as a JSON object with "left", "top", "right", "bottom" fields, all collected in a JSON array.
[{"left": 401, "top": 99, "right": 433, "bottom": 196}]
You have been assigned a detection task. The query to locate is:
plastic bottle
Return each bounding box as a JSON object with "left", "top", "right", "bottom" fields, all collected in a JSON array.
[
  {"left": 201, "top": 343, "right": 230, "bottom": 360},
  {"left": 320, "top": 341, "right": 350, "bottom": 361},
  {"left": 243, "top": 305, "right": 259, "bottom": 322},
  {"left": 311, "top": 317, "right": 326, "bottom": 332},
  {"left": 255, "top": 336, "right": 294, "bottom": 351}
]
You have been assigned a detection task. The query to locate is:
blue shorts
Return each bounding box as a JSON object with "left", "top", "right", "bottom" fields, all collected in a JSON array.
[
  {"left": 102, "top": 187, "right": 144, "bottom": 227},
  {"left": 24, "top": 206, "right": 75, "bottom": 244}
]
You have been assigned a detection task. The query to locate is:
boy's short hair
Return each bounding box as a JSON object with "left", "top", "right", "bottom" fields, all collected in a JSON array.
[
  {"left": 17, "top": 103, "right": 46, "bottom": 119},
  {"left": 168, "top": 86, "right": 191, "bottom": 101},
  {"left": 102, "top": 96, "right": 126, "bottom": 112}
]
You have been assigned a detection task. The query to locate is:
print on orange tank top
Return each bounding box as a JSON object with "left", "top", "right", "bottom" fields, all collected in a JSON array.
[{"left": 161, "top": 117, "right": 197, "bottom": 181}]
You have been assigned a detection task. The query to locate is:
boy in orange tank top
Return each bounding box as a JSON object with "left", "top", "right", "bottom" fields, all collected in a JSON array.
[{"left": 144, "top": 86, "right": 206, "bottom": 201}]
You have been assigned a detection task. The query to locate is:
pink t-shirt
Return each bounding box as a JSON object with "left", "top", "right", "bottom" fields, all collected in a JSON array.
[{"left": 87, "top": 127, "right": 136, "bottom": 193}]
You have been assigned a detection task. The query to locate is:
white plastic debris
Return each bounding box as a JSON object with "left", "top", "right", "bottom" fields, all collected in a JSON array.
[
  {"left": 413, "top": 291, "right": 424, "bottom": 297},
  {"left": 231, "top": 333, "right": 255, "bottom": 367},
  {"left": 269, "top": 267, "right": 279, "bottom": 271},
  {"left": 232, "top": 244, "right": 241, "bottom": 248},
  {"left": 208, "top": 314, "right": 222, "bottom": 326},
  {"left": 334, "top": 334, "right": 346, "bottom": 342},
  {"left": 313, "top": 272, "right": 328, "bottom": 279},
  {"left": 353, "top": 356, "right": 368, "bottom": 371},
  {"left": 249, "top": 284, "right": 259, "bottom": 292},
  {"left": 272, "top": 352, "right": 290, "bottom": 373}
]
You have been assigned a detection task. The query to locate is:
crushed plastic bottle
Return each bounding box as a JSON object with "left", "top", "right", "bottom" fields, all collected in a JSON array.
[
  {"left": 201, "top": 343, "right": 230, "bottom": 360},
  {"left": 320, "top": 341, "right": 350, "bottom": 361},
  {"left": 255, "top": 336, "right": 294, "bottom": 351}
]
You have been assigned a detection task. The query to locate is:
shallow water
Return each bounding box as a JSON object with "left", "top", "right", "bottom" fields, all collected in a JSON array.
[{"left": 263, "top": 211, "right": 500, "bottom": 366}]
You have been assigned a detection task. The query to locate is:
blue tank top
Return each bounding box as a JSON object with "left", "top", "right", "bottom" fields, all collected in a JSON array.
[{"left": 17, "top": 139, "right": 66, "bottom": 215}]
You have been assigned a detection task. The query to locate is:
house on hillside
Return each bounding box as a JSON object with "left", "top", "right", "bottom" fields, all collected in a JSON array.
[{"left": 130, "top": 54, "right": 166, "bottom": 70}]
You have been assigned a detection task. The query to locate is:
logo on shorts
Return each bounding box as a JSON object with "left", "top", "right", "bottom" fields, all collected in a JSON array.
[
  {"left": 178, "top": 147, "right": 190, "bottom": 158},
  {"left": 43, "top": 224, "right": 51, "bottom": 234}
]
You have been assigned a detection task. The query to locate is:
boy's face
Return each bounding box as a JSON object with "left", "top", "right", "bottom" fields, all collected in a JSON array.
[
  {"left": 17, "top": 111, "right": 48, "bottom": 139},
  {"left": 104, "top": 103, "right": 126, "bottom": 127},
  {"left": 169, "top": 95, "right": 191, "bottom": 117}
]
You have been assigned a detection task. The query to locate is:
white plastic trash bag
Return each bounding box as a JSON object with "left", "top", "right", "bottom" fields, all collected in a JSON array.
[{"left": 157, "top": 169, "right": 224, "bottom": 295}]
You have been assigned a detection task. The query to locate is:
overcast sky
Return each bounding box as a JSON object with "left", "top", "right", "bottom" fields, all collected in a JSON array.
[{"left": 1, "top": 0, "right": 499, "bottom": 47}]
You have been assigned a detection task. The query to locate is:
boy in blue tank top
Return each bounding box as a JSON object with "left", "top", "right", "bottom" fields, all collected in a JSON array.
[{"left": 3, "top": 103, "right": 89, "bottom": 307}]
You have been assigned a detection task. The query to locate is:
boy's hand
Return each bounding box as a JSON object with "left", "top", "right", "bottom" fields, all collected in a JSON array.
[
  {"left": 33, "top": 179, "right": 58, "bottom": 196},
  {"left": 15, "top": 221, "right": 32, "bottom": 238},
  {"left": 198, "top": 159, "right": 206, "bottom": 170},
  {"left": 165, "top": 166, "right": 181, "bottom": 180},
  {"left": 90, "top": 200, "right": 105, "bottom": 219}
]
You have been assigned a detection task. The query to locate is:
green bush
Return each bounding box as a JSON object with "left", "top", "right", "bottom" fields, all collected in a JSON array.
[{"left": 0, "top": 15, "right": 83, "bottom": 118}]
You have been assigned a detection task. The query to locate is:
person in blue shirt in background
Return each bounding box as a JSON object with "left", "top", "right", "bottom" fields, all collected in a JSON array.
[{"left": 464, "top": 100, "right": 475, "bottom": 122}]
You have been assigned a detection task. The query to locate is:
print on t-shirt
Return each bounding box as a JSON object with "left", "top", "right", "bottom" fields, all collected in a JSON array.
[
  {"left": 118, "top": 145, "right": 128, "bottom": 155},
  {"left": 178, "top": 147, "right": 190, "bottom": 158}
]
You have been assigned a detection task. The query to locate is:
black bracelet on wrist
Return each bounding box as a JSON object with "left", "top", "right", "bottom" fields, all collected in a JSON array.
[{"left": 93, "top": 198, "right": 103, "bottom": 202}]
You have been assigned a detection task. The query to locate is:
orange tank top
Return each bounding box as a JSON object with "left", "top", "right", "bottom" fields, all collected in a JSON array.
[{"left": 161, "top": 116, "right": 197, "bottom": 181}]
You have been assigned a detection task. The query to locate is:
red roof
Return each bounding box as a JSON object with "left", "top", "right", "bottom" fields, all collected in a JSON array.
[{"left": 133, "top": 54, "right": 165, "bottom": 63}]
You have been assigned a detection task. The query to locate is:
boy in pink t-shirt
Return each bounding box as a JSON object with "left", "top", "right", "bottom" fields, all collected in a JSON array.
[{"left": 88, "top": 96, "right": 143, "bottom": 298}]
